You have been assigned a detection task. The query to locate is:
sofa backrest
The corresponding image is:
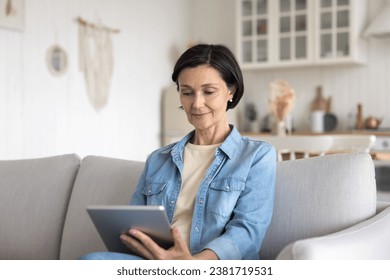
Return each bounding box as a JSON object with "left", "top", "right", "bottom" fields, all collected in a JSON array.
[
  {"left": 259, "top": 153, "right": 377, "bottom": 259},
  {"left": 0, "top": 154, "right": 80, "bottom": 260},
  {"left": 59, "top": 156, "right": 144, "bottom": 260}
]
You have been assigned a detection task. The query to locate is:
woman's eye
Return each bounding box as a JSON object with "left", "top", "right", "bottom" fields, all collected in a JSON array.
[
  {"left": 204, "top": 90, "right": 215, "bottom": 95},
  {"left": 181, "top": 91, "right": 192, "bottom": 96}
]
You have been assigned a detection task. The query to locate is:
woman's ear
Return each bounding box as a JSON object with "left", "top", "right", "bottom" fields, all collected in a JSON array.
[{"left": 228, "top": 86, "right": 236, "bottom": 99}]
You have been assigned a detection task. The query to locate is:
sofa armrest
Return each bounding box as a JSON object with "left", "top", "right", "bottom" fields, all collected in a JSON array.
[
  {"left": 376, "top": 201, "right": 390, "bottom": 213},
  {"left": 276, "top": 205, "right": 390, "bottom": 260}
]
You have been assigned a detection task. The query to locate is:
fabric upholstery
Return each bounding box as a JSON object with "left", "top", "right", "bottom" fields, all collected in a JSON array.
[
  {"left": 0, "top": 154, "right": 80, "bottom": 259},
  {"left": 377, "top": 201, "right": 390, "bottom": 213},
  {"left": 59, "top": 156, "right": 144, "bottom": 260},
  {"left": 277, "top": 205, "right": 390, "bottom": 259},
  {"left": 259, "top": 153, "right": 377, "bottom": 260}
]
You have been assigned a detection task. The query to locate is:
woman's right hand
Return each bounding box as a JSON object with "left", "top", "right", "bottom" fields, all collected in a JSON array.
[
  {"left": 120, "top": 226, "right": 193, "bottom": 260},
  {"left": 120, "top": 226, "right": 217, "bottom": 260}
]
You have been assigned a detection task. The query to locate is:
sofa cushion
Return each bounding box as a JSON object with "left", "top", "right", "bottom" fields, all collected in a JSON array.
[
  {"left": 259, "top": 153, "right": 377, "bottom": 260},
  {"left": 0, "top": 154, "right": 80, "bottom": 259},
  {"left": 59, "top": 156, "right": 144, "bottom": 260}
]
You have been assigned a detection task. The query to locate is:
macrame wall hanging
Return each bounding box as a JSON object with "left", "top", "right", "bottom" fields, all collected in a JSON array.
[{"left": 76, "top": 17, "right": 119, "bottom": 111}]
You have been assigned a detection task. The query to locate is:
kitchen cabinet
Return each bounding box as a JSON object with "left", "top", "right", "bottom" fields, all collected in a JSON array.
[
  {"left": 238, "top": 0, "right": 271, "bottom": 64},
  {"left": 236, "top": 0, "right": 367, "bottom": 69}
]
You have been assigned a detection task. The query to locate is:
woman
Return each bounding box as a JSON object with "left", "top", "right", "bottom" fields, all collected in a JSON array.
[{"left": 82, "top": 44, "right": 276, "bottom": 260}]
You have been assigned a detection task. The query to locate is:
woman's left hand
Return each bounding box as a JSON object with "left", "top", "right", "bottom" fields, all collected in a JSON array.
[{"left": 120, "top": 226, "right": 194, "bottom": 260}]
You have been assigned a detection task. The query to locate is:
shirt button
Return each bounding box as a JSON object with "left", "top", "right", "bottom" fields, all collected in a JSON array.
[
  {"left": 170, "top": 200, "right": 175, "bottom": 204},
  {"left": 225, "top": 186, "right": 230, "bottom": 191},
  {"left": 148, "top": 190, "right": 152, "bottom": 194},
  {"left": 199, "top": 200, "right": 203, "bottom": 205},
  {"left": 195, "top": 227, "right": 199, "bottom": 232}
]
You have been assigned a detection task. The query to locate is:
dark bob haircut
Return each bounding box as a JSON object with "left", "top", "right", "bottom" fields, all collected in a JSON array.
[{"left": 171, "top": 44, "right": 244, "bottom": 110}]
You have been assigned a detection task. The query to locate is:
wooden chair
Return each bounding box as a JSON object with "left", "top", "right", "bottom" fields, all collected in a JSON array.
[{"left": 329, "top": 135, "right": 376, "bottom": 153}]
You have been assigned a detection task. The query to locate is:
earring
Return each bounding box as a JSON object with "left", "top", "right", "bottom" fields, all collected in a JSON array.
[{"left": 229, "top": 99, "right": 233, "bottom": 103}]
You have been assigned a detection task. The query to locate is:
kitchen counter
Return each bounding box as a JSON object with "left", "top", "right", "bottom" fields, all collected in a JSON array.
[
  {"left": 296, "top": 130, "right": 390, "bottom": 137},
  {"left": 243, "top": 129, "right": 390, "bottom": 136},
  {"left": 242, "top": 130, "right": 390, "bottom": 160}
]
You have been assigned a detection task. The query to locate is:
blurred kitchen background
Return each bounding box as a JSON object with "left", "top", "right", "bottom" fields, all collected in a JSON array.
[{"left": 1, "top": 0, "right": 390, "bottom": 163}]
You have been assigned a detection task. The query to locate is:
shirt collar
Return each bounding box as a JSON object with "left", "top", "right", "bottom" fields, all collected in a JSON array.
[{"left": 170, "top": 125, "right": 241, "bottom": 161}]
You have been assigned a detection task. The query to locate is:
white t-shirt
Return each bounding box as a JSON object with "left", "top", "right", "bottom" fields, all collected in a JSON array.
[{"left": 172, "top": 142, "right": 220, "bottom": 247}]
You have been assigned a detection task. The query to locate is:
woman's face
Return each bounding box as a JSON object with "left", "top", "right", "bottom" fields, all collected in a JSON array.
[{"left": 178, "top": 65, "right": 233, "bottom": 131}]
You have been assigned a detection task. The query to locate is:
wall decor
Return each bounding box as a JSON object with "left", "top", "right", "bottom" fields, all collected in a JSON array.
[
  {"left": 46, "top": 45, "right": 68, "bottom": 77},
  {"left": 77, "top": 17, "right": 120, "bottom": 111},
  {"left": 0, "top": 0, "right": 24, "bottom": 31}
]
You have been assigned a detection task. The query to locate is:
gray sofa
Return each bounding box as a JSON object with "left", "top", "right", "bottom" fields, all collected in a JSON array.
[{"left": 0, "top": 153, "right": 389, "bottom": 260}]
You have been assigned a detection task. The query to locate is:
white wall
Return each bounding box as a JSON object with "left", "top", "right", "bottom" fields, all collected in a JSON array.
[
  {"left": 0, "top": 0, "right": 191, "bottom": 160},
  {"left": 189, "top": 0, "right": 235, "bottom": 50}
]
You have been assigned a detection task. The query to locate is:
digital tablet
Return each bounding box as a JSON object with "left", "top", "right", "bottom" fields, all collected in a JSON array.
[{"left": 86, "top": 205, "right": 173, "bottom": 253}]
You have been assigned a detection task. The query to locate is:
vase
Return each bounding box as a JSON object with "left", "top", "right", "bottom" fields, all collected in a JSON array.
[
  {"left": 249, "top": 121, "right": 259, "bottom": 133},
  {"left": 273, "top": 121, "right": 286, "bottom": 136}
]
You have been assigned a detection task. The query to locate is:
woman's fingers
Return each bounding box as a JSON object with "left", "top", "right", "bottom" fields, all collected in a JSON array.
[
  {"left": 171, "top": 227, "right": 187, "bottom": 250},
  {"left": 121, "top": 227, "right": 193, "bottom": 260},
  {"left": 120, "top": 232, "right": 155, "bottom": 260}
]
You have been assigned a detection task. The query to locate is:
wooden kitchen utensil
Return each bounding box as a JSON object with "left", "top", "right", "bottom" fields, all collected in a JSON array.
[{"left": 311, "top": 86, "right": 328, "bottom": 112}]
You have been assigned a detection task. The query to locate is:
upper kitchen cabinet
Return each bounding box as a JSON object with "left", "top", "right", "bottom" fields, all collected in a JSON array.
[
  {"left": 236, "top": 0, "right": 367, "bottom": 69},
  {"left": 315, "top": 0, "right": 367, "bottom": 65},
  {"left": 238, "top": 0, "right": 271, "bottom": 64}
]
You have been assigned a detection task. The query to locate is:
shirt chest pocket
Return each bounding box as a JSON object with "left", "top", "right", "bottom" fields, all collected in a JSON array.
[
  {"left": 207, "top": 178, "right": 245, "bottom": 218},
  {"left": 142, "top": 182, "right": 167, "bottom": 206}
]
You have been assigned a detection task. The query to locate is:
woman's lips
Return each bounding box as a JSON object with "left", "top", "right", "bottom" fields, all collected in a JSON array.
[{"left": 191, "top": 112, "right": 210, "bottom": 117}]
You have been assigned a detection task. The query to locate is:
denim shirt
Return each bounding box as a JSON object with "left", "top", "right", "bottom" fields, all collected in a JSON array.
[{"left": 130, "top": 126, "right": 276, "bottom": 260}]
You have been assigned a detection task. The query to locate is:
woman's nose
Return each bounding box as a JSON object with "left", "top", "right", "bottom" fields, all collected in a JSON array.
[{"left": 192, "top": 93, "right": 205, "bottom": 108}]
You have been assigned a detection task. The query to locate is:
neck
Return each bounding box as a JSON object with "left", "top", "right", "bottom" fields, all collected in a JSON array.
[{"left": 191, "top": 123, "right": 231, "bottom": 145}]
